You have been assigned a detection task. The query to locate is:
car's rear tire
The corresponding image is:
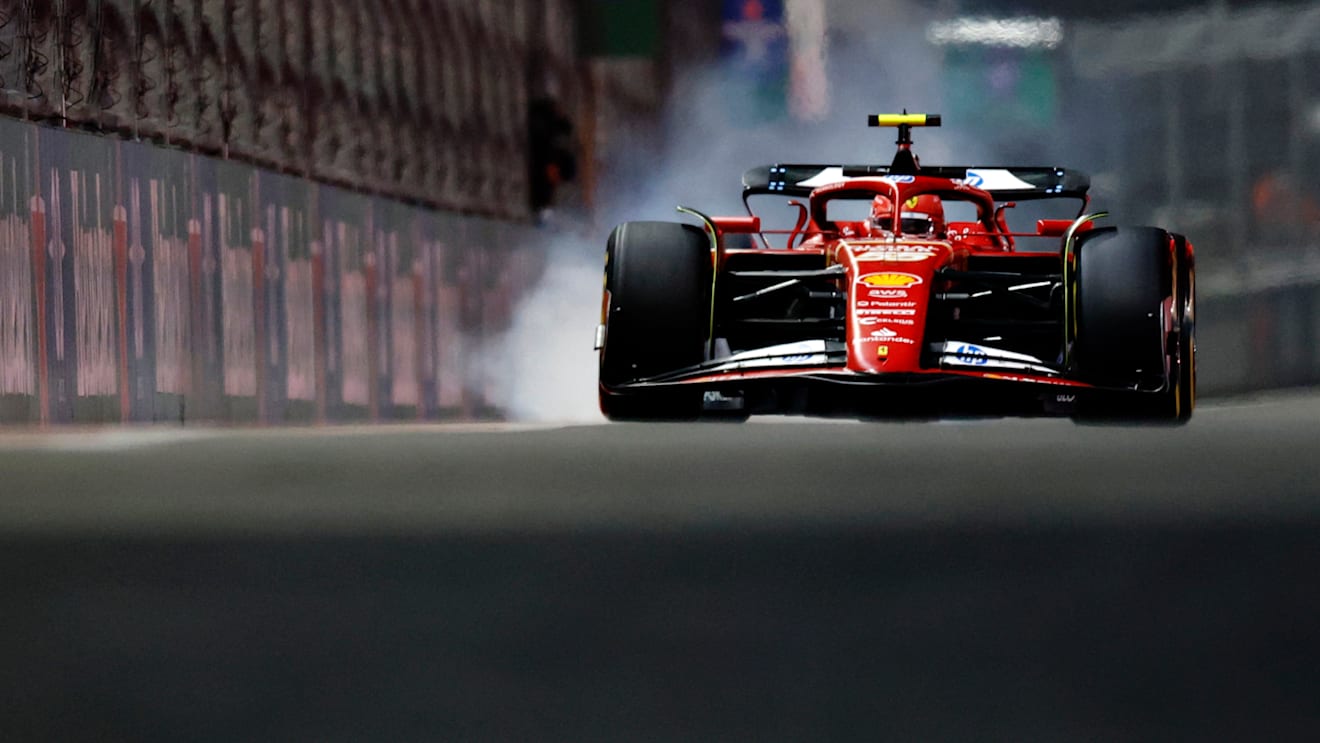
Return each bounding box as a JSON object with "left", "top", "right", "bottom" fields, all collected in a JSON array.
[
  {"left": 598, "top": 221, "right": 710, "bottom": 421},
  {"left": 1072, "top": 226, "right": 1191, "bottom": 423}
]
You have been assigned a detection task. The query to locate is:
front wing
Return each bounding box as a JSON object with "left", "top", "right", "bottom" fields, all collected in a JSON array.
[{"left": 600, "top": 344, "right": 1168, "bottom": 419}]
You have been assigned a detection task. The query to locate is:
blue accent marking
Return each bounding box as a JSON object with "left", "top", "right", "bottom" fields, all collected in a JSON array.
[{"left": 955, "top": 344, "right": 989, "bottom": 366}]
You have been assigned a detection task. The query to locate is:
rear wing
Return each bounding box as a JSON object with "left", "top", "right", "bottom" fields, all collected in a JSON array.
[{"left": 742, "top": 164, "right": 1090, "bottom": 201}]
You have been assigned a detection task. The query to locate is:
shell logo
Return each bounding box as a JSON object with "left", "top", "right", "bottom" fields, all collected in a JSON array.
[{"left": 859, "top": 272, "right": 923, "bottom": 288}]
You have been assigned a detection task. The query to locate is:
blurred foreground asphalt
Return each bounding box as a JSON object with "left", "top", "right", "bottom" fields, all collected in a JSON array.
[{"left": 3, "top": 395, "right": 1320, "bottom": 740}]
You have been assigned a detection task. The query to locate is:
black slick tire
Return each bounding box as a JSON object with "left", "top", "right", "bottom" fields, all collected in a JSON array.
[
  {"left": 598, "top": 221, "right": 710, "bottom": 421},
  {"left": 1072, "top": 226, "right": 1190, "bottom": 424}
]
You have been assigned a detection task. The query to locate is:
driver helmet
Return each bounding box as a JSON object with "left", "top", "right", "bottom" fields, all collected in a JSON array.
[
  {"left": 899, "top": 194, "right": 945, "bottom": 237},
  {"left": 868, "top": 194, "right": 895, "bottom": 234}
]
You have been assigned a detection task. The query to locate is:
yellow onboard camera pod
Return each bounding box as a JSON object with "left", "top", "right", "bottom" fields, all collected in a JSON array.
[
  {"left": 867, "top": 113, "right": 942, "bottom": 128},
  {"left": 867, "top": 113, "right": 942, "bottom": 172}
]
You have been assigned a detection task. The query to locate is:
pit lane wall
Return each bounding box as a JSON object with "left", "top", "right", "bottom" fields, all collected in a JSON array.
[{"left": 0, "top": 117, "right": 539, "bottom": 424}]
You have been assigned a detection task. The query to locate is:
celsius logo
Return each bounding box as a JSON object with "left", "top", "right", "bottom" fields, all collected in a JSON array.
[
  {"left": 859, "top": 272, "right": 923, "bottom": 288},
  {"left": 955, "top": 344, "right": 988, "bottom": 365}
]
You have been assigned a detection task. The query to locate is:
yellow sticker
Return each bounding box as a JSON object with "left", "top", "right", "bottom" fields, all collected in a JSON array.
[
  {"left": 860, "top": 272, "right": 923, "bottom": 288},
  {"left": 905, "top": 196, "right": 920, "bottom": 209},
  {"left": 877, "top": 345, "right": 889, "bottom": 358}
]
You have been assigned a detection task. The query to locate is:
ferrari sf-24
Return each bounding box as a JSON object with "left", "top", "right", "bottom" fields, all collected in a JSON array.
[{"left": 595, "top": 114, "right": 1196, "bottom": 424}]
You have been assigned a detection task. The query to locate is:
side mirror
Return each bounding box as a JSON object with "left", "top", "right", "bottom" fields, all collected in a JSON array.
[
  {"left": 1037, "top": 218, "right": 1095, "bottom": 237},
  {"left": 1036, "top": 219, "right": 1073, "bottom": 237},
  {"left": 713, "top": 216, "right": 761, "bottom": 234}
]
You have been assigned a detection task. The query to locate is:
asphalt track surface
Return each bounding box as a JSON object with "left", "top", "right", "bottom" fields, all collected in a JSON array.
[{"left": 3, "top": 394, "right": 1320, "bottom": 741}]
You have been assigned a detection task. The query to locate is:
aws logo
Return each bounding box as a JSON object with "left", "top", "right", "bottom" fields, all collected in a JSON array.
[{"left": 859, "top": 272, "right": 923, "bottom": 288}]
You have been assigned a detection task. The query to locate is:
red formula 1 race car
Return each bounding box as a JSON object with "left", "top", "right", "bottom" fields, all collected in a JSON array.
[{"left": 596, "top": 114, "right": 1196, "bottom": 423}]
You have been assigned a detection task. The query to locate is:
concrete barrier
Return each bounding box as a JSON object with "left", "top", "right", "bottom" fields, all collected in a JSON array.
[
  {"left": 1198, "top": 283, "right": 1320, "bottom": 397},
  {"left": 0, "top": 117, "right": 539, "bottom": 424}
]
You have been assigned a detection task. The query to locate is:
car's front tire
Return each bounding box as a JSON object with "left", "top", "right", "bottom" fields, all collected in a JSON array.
[
  {"left": 598, "top": 221, "right": 710, "bottom": 421},
  {"left": 1072, "top": 226, "right": 1192, "bottom": 424}
]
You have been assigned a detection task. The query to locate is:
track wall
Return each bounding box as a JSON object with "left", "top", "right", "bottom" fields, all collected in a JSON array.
[
  {"left": 1199, "top": 284, "right": 1320, "bottom": 397},
  {"left": 0, "top": 116, "right": 539, "bottom": 424}
]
